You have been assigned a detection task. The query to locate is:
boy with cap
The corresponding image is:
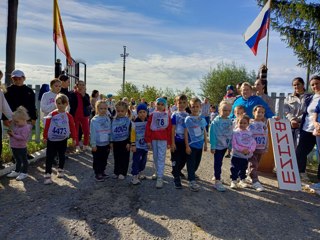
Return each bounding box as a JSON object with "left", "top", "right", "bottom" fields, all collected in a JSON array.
[
  {"left": 145, "top": 97, "right": 172, "bottom": 188},
  {"left": 130, "top": 103, "right": 148, "bottom": 185}
]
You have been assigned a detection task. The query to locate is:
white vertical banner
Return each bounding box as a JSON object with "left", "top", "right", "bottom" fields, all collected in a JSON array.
[{"left": 269, "top": 119, "right": 301, "bottom": 191}]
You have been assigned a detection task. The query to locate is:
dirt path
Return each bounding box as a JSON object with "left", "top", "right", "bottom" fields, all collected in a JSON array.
[{"left": 0, "top": 149, "right": 319, "bottom": 240}]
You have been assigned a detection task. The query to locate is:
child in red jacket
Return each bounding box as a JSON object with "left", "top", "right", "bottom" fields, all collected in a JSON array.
[
  {"left": 145, "top": 97, "right": 172, "bottom": 189},
  {"left": 43, "top": 93, "right": 77, "bottom": 185}
]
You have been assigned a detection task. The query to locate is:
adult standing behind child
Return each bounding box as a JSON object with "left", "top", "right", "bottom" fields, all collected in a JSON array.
[
  {"left": 145, "top": 97, "right": 172, "bottom": 189},
  {"left": 230, "top": 115, "right": 256, "bottom": 189},
  {"left": 69, "top": 81, "right": 91, "bottom": 152},
  {"left": 171, "top": 94, "right": 189, "bottom": 189},
  {"left": 223, "top": 85, "right": 236, "bottom": 105},
  {"left": 130, "top": 103, "right": 148, "bottom": 185},
  {"left": 90, "top": 100, "right": 111, "bottom": 182},
  {"left": 209, "top": 101, "right": 233, "bottom": 192},
  {"left": 111, "top": 101, "right": 131, "bottom": 180},
  {"left": 6, "top": 107, "right": 32, "bottom": 180},
  {"left": 185, "top": 97, "right": 208, "bottom": 192},
  {"left": 43, "top": 94, "right": 77, "bottom": 185}
]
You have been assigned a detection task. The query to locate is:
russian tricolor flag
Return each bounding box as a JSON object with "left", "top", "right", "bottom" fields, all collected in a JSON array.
[{"left": 244, "top": 0, "right": 271, "bottom": 56}]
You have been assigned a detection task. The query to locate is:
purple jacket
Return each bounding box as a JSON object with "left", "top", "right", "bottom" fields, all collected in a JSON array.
[{"left": 10, "top": 124, "right": 32, "bottom": 148}]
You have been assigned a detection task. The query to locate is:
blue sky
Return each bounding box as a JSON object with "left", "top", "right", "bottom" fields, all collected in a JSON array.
[{"left": 0, "top": 0, "right": 306, "bottom": 98}]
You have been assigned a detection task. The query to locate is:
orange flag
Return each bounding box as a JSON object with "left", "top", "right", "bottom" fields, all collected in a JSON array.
[{"left": 53, "top": 0, "right": 73, "bottom": 65}]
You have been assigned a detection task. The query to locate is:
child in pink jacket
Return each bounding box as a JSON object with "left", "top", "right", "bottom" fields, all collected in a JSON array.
[{"left": 230, "top": 115, "right": 256, "bottom": 189}]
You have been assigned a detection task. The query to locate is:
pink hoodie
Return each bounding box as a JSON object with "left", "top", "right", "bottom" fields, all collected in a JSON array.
[
  {"left": 9, "top": 124, "right": 32, "bottom": 148},
  {"left": 232, "top": 129, "right": 256, "bottom": 159}
]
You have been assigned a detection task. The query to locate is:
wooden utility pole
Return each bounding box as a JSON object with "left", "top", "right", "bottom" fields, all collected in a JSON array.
[{"left": 5, "top": 0, "right": 19, "bottom": 86}]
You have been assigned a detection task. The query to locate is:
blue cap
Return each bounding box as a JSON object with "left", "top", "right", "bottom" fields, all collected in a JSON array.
[
  {"left": 226, "top": 85, "right": 234, "bottom": 91},
  {"left": 156, "top": 97, "right": 167, "bottom": 106},
  {"left": 106, "top": 94, "right": 113, "bottom": 98},
  {"left": 137, "top": 103, "right": 147, "bottom": 113}
]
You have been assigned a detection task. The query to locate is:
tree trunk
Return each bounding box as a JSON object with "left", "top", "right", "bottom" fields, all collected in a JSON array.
[{"left": 5, "top": 0, "right": 18, "bottom": 86}]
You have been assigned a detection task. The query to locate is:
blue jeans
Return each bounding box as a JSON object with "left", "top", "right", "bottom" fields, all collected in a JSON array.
[
  {"left": 204, "top": 116, "right": 210, "bottom": 132},
  {"left": 186, "top": 147, "right": 203, "bottom": 181},
  {"left": 131, "top": 148, "right": 148, "bottom": 176},
  {"left": 12, "top": 148, "right": 28, "bottom": 173},
  {"left": 213, "top": 148, "right": 227, "bottom": 180}
]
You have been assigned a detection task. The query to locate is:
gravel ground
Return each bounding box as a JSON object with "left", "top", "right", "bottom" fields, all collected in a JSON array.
[{"left": 0, "top": 148, "right": 320, "bottom": 240}]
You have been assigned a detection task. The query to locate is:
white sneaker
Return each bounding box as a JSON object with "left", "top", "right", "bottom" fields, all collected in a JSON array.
[
  {"left": 156, "top": 178, "right": 163, "bottom": 188},
  {"left": 300, "top": 173, "right": 310, "bottom": 183},
  {"left": 138, "top": 172, "right": 146, "bottom": 180},
  {"left": 151, "top": 173, "right": 157, "bottom": 180},
  {"left": 16, "top": 173, "right": 28, "bottom": 181},
  {"left": 131, "top": 175, "right": 141, "bottom": 185},
  {"left": 214, "top": 180, "right": 226, "bottom": 192},
  {"left": 83, "top": 145, "right": 91, "bottom": 151},
  {"left": 238, "top": 180, "right": 248, "bottom": 188},
  {"left": 189, "top": 181, "right": 200, "bottom": 192},
  {"left": 230, "top": 181, "right": 237, "bottom": 189},
  {"left": 245, "top": 176, "right": 252, "bottom": 184},
  {"left": 44, "top": 174, "right": 52, "bottom": 185},
  {"left": 7, "top": 171, "right": 20, "bottom": 178},
  {"left": 252, "top": 181, "right": 265, "bottom": 192},
  {"left": 57, "top": 169, "right": 64, "bottom": 178},
  {"left": 75, "top": 146, "right": 81, "bottom": 153},
  {"left": 118, "top": 174, "right": 125, "bottom": 180}
]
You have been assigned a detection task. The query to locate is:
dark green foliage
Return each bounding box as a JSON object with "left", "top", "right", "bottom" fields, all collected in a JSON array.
[
  {"left": 199, "top": 62, "right": 255, "bottom": 105},
  {"left": 257, "top": 0, "right": 320, "bottom": 73}
]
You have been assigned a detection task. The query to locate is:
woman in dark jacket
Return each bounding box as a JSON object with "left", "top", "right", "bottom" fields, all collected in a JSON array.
[{"left": 296, "top": 75, "right": 320, "bottom": 182}]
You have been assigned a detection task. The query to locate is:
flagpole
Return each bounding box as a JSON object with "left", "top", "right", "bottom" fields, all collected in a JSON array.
[
  {"left": 265, "top": 0, "right": 271, "bottom": 68},
  {"left": 53, "top": 0, "right": 57, "bottom": 64}
]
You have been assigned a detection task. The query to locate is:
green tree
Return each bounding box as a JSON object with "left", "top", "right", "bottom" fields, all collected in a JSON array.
[
  {"left": 140, "top": 85, "right": 163, "bottom": 103},
  {"left": 175, "top": 87, "right": 196, "bottom": 102},
  {"left": 256, "top": 0, "right": 320, "bottom": 76},
  {"left": 116, "top": 82, "right": 140, "bottom": 100},
  {"left": 200, "top": 62, "right": 255, "bottom": 105}
]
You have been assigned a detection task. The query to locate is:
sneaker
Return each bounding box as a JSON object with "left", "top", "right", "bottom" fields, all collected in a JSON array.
[
  {"left": 131, "top": 175, "right": 141, "bottom": 185},
  {"left": 118, "top": 174, "right": 125, "bottom": 180},
  {"left": 252, "top": 181, "right": 265, "bottom": 192},
  {"left": 300, "top": 173, "right": 310, "bottom": 183},
  {"left": 44, "top": 174, "right": 52, "bottom": 185},
  {"left": 83, "top": 145, "right": 91, "bottom": 151},
  {"left": 112, "top": 174, "right": 118, "bottom": 179},
  {"left": 75, "top": 146, "right": 81, "bottom": 153},
  {"left": 57, "top": 169, "right": 64, "bottom": 178},
  {"left": 95, "top": 175, "right": 105, "bottom": 182},
  {"left": 156, "top": 178, "right": 164, "bottom": 189},
  {"left": 245, "top": 176, "right": 252, "bottom": 184},
  {"left": 102, "top": 172, "right": 109, "bottom": 179},
  {"left": 238, "top": 180, "right": 248, "bottom": 188},
  {"left": 189, "top": 181, "right": 200, "bottom": 192},
  {"left": 151, "top": 173, "right": 157, "bottom": 180},
  {"left": 214, "top": 180, "right": 226, "bottom": 192},
  {"left": 16, "top": 173, "right": 28, "bottom": 181},
  {"left": 138, "top": 172, "right": 146, "bottom": 180},
  {"left": 7, "top": 171, "right": 20, "bottom": 178},
  {"left": 230, "top": 181, "right": 237, "bottom": 189},
  {"left": 174, "top": 178, "right": 182, "bottom": 189}
]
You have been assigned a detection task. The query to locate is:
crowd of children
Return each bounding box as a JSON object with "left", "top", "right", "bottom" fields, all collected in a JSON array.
[{"left": 4, "top": 74, "right": 281, "bottom": 193}]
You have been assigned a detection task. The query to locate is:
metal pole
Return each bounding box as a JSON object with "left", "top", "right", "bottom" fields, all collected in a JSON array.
[{"left": 120, "top": 46, "right": 129, "bottom": 96}]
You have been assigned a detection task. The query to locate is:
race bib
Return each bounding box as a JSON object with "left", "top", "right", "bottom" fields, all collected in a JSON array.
[
  {"left": 48, "top": 112, "right": 70, "bottom": 141},
  {"left": 151, "top": 112, "right": 169, "bottom": 131}
]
